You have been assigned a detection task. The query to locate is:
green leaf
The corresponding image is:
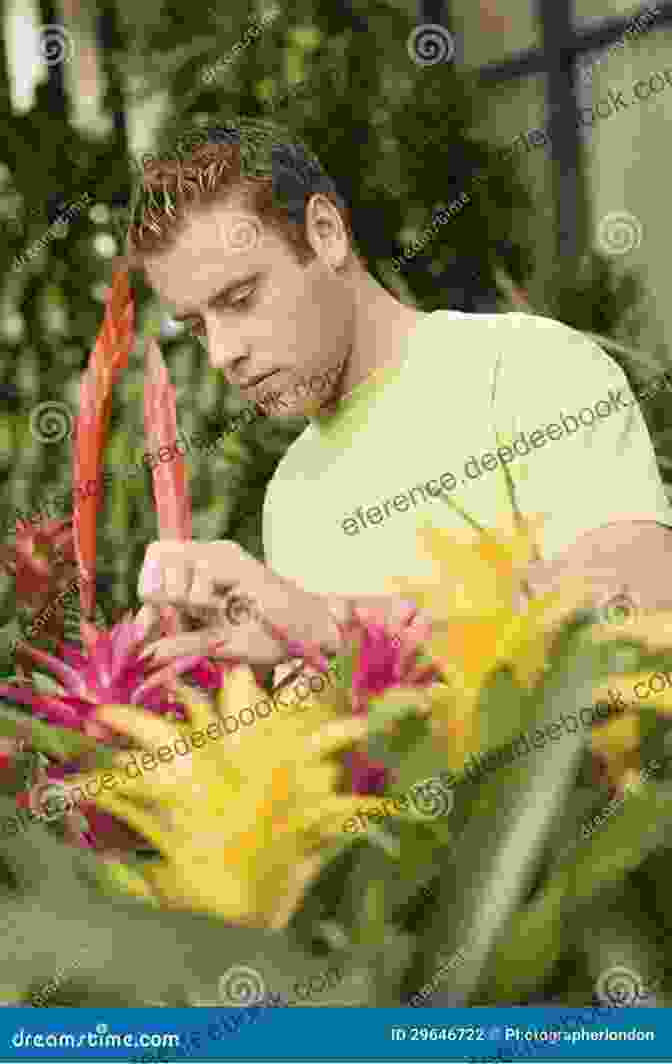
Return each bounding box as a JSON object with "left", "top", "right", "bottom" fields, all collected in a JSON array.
[
  {"left": 0, "top": 791, "right": 345, "bottom": 1007},
  {"left": 383, "top": 732, "right": 447, "bottom": 793},
  {"left": 367, "top": 689, "right": 424, "bottom": 737},
  {"left": 476, "top": 882, "right": 567, "bottom": 1002},
  {"left": 412, "top": 631, "right": 603, "bottom": 1005},
  {"left": 485, "top": 779, "right": 672, "bottom": 1001},
  {"left": 0, "top": 706, "right": 102, "bottom": 763}
]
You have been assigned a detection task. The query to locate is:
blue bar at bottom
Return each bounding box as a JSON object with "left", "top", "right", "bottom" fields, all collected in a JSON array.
[{"left": 0, "top": 1006, "right": 670, "bottom": 1062}]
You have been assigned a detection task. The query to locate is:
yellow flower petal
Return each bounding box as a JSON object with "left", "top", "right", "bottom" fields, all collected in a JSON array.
[
  {"left": 594, "top": 673, "right": 672, "bottom": 716},
  {"left": 75, "top": 665, "right": 368, "bottom": 927},
  {"left": 590, "top": 712, "right": 640, "bottom": 759}
]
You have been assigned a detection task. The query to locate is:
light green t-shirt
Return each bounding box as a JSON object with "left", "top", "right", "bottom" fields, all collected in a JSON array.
[{"left": 262, "top": 310, "right": 672, "bottom": 597}]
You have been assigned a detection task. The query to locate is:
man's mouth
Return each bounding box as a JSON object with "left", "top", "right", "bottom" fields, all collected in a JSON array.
[{"left": 239, "top": 371, "right": 279, "bottom": 393}]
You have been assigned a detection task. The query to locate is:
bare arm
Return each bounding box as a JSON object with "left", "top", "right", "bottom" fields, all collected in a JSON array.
[
  {"left": 519, "top": 520, "right": 672, "bottom": 616},
  {"left": 137, "top": 521, "right": 672, "bottom": 670}
]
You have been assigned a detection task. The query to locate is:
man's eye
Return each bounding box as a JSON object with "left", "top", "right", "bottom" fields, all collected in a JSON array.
[
  {"left": 189, "top": 320, "right": 206, "bottom": 336},
  {"left": 230, "top": 289, "right": 256, "bottom": 310}
]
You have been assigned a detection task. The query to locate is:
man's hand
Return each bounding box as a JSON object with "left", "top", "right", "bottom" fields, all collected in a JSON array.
[
  {"left": 136, "top": 540, "right": 343, "bottom": 666},
  {"left": 136, "top": 541, "right": 430, "bottom": 668},
  {"left": 517, "top": 520, "right": 672, "bottom": 619}
]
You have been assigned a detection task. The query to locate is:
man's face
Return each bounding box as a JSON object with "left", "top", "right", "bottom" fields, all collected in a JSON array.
[{"left": 143, "top": 191, "right": 354, "bottom": 417}]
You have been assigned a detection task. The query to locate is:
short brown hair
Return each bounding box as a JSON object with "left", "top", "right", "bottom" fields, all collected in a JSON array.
[{"left": 121, "top": 116, "right": 365, "bottom": 272}]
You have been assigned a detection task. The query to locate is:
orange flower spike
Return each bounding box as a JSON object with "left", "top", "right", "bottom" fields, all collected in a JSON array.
[
  {"left": 73, "top": 267, "right": 134, "bottom": 619},
  {"left": 143, "top": 338, "right": 192, "bottom": 542},
  {"left": 144, "top": 338, "right": 193, "bottom": 640}
]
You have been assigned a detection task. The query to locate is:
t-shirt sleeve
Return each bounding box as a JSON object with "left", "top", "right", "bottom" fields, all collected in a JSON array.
[{"left": 491, "top": 312, "right": 672, "bottom": 562}]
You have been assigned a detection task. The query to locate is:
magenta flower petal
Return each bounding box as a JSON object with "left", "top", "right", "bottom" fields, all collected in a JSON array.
[
  {"left": 343, "top": 749, "right": 389, "bottom": 795},
  {"left": 130, "top": 655, "right": 205, "bottom": 704},
  {"left": 111, "top": 619, "right": 145, "bottom": 681},
  {"left": 352, "top": 625, "right": 403, "bottom": 700},
  {"left": 183, "top": 660, "right": 227, "bottom": 691},
  {"left": 0, "top": 685, "right": 82, "bottom": 727},
  {"left": 58, "top": 643, "right": 88, "bottom": 669},
  {"left": 15, "top": 644, "right": 90, "bottom": 699}
]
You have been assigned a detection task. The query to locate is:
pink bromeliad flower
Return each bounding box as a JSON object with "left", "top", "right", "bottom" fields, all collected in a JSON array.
[
  {"left": 0, "top": 269, "right": 238, "bottom": 852},
  {"left": 273, "top": 601, "right": 441, "bottom": 795},
  {"left": 0, "top": 615, "right": 218, "bottom": 741},
  {"left": 1, "top": 616, "right": 230, "bottom": 853}
]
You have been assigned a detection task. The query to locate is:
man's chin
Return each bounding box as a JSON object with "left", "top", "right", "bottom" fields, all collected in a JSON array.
[{"left": 255, "top": 393, "right": 323, "bottom": 419}]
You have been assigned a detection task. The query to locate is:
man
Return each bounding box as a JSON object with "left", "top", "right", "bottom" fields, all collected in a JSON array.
[{"left": 125, "top": 116, "right": 672, "bottom": 666}]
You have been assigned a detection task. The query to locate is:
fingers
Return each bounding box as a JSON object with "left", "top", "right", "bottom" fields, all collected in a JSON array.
[
  {"left": 138, "top": 541, "right": 244, "bottom": 605},
  {"left": 134, "top": 603, "right": 163, "bottom": 642},
  {"left": 140, "top": 629, "right": 232, "bottom": 663},
  {"left": 188, "top": 559, "right": 216, "bottom": 607},
  {"left": 343, "top": 594, "right": 427, "bottom": 633},
  {"left": 162, "top": 558, "right": 190, "bottom": 601}
]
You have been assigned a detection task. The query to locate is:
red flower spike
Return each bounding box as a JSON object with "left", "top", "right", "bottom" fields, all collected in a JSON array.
[
  {"left": 73, "top": 266, "right": 134, "bottom": 620},
  {"left": 2, "top": 519, "right": 78, "bottom": 669},
  {"left": 143, "top": 338, "right": 193, "bottom": 641}
]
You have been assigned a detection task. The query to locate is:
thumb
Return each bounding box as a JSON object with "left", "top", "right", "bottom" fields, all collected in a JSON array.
[{"left": 134, "top": 603, "right": 163, "bottom": 643}]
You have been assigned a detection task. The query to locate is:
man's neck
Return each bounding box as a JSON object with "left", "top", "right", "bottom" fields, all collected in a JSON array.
[{"left": 328, "top": 272, "right": 429, "bottom": 408}]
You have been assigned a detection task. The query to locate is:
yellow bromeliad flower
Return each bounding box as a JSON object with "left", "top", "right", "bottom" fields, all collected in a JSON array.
[
  {"left": 61, "top": 665, "right": 385, "bottom": 928},
  {"left": 388, "top": 514, "right": 592, "bottom": 768}
]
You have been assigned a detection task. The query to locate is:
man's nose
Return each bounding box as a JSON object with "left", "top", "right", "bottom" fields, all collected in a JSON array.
[{"left": 204, "top": 316, "right": 250, "bottom": 372}]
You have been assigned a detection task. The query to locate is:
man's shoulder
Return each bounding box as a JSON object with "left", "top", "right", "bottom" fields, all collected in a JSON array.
[
  {"left": 406, "top": 308, "right": 585, "bottom": 370},
  {"left": 489, "top": 312, "right": 630, "bottom": 425},
  {"left": 488, "top": 311, "right": 621, "bottom": 385},
  {"left": 402, "top": 309, "right": 589, "bottom": 403}
]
